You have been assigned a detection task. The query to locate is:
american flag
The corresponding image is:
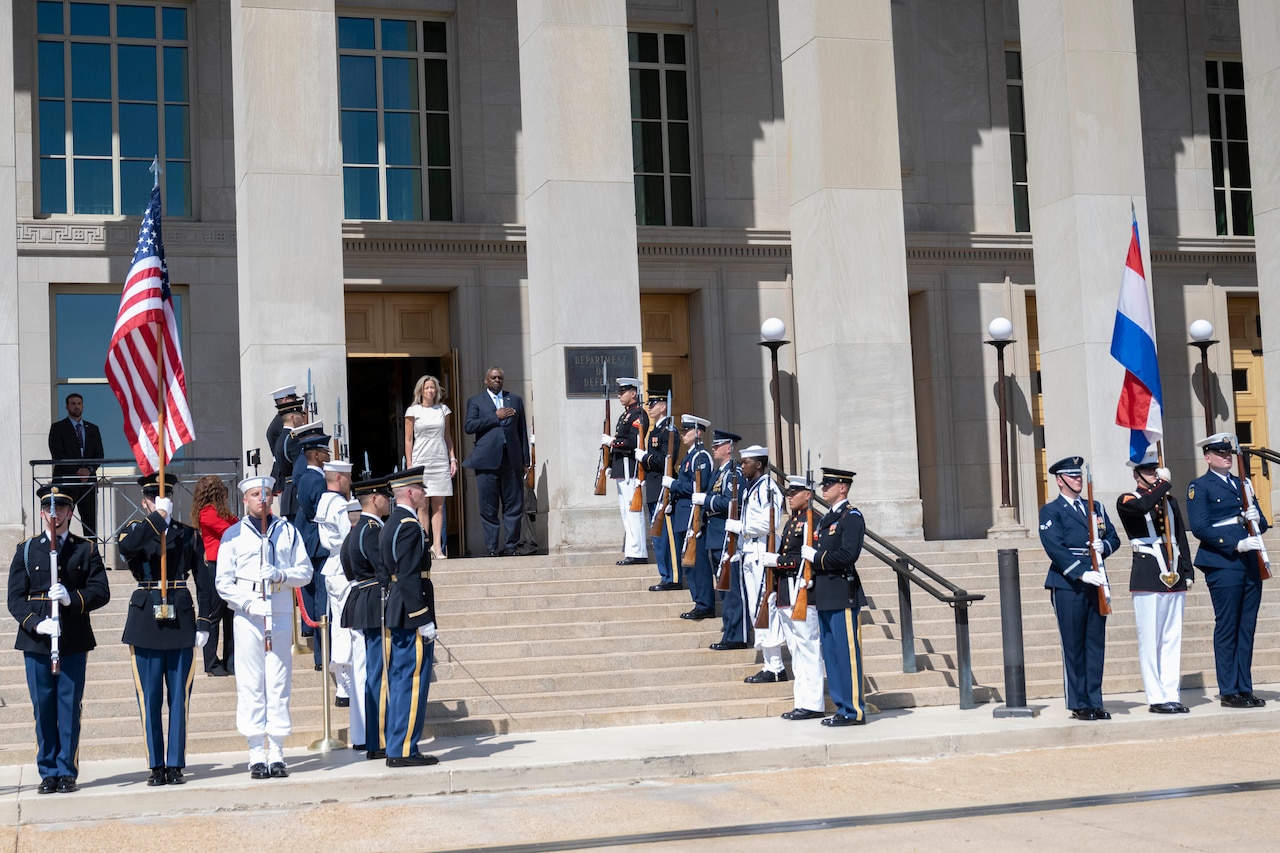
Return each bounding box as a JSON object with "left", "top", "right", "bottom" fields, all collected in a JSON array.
[{"left": 105, "top": 184, "right": 196, "bottom": 475}]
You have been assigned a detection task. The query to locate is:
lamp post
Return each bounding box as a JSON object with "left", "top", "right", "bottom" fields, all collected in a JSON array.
[
  {"left": 985, "top": 317, "right": 1015, "bottom": 509},
  {"left": 759, "top": 318, "right": 789, "bottom": 473},
  {"left": 1188, "top": 319, "right": 1218, "bottom": 438}
]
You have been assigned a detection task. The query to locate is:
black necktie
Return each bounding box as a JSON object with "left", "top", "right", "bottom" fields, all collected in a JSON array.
[{"left": 74, "top": 421, "right": 84, "bottom": 455}]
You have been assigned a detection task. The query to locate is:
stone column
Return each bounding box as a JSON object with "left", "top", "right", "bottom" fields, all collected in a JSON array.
[
  {"left": 1017, "top": 0, "right": 1151, "bottom": 497},
  {"left": 777, "top": 0, "right": 922, "bottom": 536},
  {"left": 517, "top": 0, "right": 643, "bottom": 551},
  {"left": 1241, "top": 2, "right": 1280, "bottom": 511},
  {"left": 229, "top": 1, "right": 347, "bottom": 457},
  {"left": 0, "top": 0, "right": 23, "bottom": 547}
]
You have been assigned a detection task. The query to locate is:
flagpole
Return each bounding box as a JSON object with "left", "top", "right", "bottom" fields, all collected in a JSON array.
[{"left": 150, "top": 158, "right": 173, "bottom": 620}]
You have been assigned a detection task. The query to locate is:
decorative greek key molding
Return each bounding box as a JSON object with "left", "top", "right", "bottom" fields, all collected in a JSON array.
[{"left": 17, "top": 220, "right": 237, "bottom": 254}]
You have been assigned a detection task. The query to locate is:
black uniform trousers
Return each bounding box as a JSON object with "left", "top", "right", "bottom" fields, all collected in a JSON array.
[
  {"left": 1203, "top": 567, "right": 1263, "bottom": 696},
  {"left": 195, "top": 555, "right": 233, "bottom": 672},
  {"left": 1051, "top": 587, "right": 1107, "bottom": 710}
]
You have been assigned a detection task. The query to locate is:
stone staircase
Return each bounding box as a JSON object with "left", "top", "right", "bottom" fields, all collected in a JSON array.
[{"left": 1, "top": 533, "right": 1278, "bottom": 764}]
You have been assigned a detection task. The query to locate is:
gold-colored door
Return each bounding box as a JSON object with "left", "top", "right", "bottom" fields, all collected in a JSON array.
[
  {"left": 1026, "top": 294, "right": 1048, "bottom": 507},
  {"left": 1228, "top": 296, "right": 1272, "bottom": 518},
  {"left": 640, "top": 293, "right": 693, "bottom": 414}
]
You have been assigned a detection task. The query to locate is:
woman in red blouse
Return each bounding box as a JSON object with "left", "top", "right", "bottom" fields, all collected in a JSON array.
[{"left": 190, "top": 476, "right": 238, "bottom": 676}]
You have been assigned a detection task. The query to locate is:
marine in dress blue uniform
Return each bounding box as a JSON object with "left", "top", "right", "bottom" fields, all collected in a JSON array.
[
  {"left": 379, "top": 467, "right": 440, "bottom": 767},
  {"left": 341, "top": 474, "right": 392, "bottom": 758},
  {"left": 292, "top": 422, "right": 331, "bottom": 668},
  {"left": 6, "top": 486, "right": 110, "bottom": 793},
  {"left": 638, "top": 394, "right": 680, "bottom": 590},
  {"left": 1185, "top": 433, "right": 1270, "bottom": 708},
  {"left": 1039, "top": 456, "right": 1121, "bottom": 720},
  {"left": 669, "top": 416, "right": 715, "bottom": 618},
  {"left": 704, "top": 431, "right": 747, "bottom": 649},
  {"left": 117, "top": 473, "right": 204, "bottom": 785}
]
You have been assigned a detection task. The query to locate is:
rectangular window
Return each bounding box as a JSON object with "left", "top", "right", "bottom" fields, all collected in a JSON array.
[
  {"left": 338, "top": 15, "right": 453, "bottom": 222},
  {"left": 1206, "top": 59, "right": 1253, "bottom": 237},
  {"left": 1005, "top": 49, "right": 1030, "bottom": 233},
  {"left": 628, "top": 31, "right": 694, "bottom": 227},
  {"left": 36, "top": 1, "right": 192, "bottom": 217}
]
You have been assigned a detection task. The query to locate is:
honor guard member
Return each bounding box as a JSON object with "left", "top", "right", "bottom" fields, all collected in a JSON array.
[
  {"left": 265, "top": 385, "right": 300, "bottom": 467},
  {"left": 704, "top": 431, "right": 747, "bottom": 650},
  {"left": 215, "top": 476, "right": 313, "bottom": 779},
  {"left": 1039, "top": 456, "right": 1120, "bottom": 721},
  {"left": 314, "top": 460, "right": 364, "bottom": 738},
  {"left": 379, "top": 467, "right": 440, "bottom": 767},
  {"left": 1186, "top": 433, "right": 1269, "bottom": 708},
  {"left": 292, "top": 422, "right": 332, "bottom": 669},
  {"left": 602, "top": 378, "right": 649, "bottom": 565},
  {"left": 765, "top": 475, "right": 826, "bottom": 720},
  {"left": 739, "top": 447, "right": 787, "bottom": 683},
  {"left": 7, "top": 486, "right": 110, "bottom": 794},
  {"left": 801, "top": 468, "right": 867, "bottom": 725},
  {"left": 638, "top": 392, "right": 680, "bottom": 590},
  {"left": 1115, "top": 449, "right": 1193, "bottom": 714},
  {"left": 341, "top": 475, "right": 393, "bottom": 758},
  {"left": 117, "top": 473, "right": 204, "bottom": 786},
  {"left": 270, "top": 397, "right": 308, "bottom": 518},
  {"left": 668, "top": 416, "right": 715, "bottom": 619}
]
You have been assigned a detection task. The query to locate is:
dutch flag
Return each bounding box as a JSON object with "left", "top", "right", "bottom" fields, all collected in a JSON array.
[{"left": 1110, "top": 212, "right": 1163, "bottom": 463}]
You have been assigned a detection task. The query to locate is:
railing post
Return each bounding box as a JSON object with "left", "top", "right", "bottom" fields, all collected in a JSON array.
[
  {"left": 895, "top": 561, "right": 916, "bottom": 673},
  {"left": 954, "top": 600, "right": 975, "bottom": 709},
  {"left": 993, "top": 547, "right": 1037, "bottom": 718}
]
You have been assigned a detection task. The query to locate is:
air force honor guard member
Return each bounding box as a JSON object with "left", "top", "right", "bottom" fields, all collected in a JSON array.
[
  {"left": 1115, "top": 449, "right": 1194, "bottom": 714},
  {"left": 215, "top": 476, "right": 313, "bottom": 779},
  {"left": 7, "top": 486, "right": 110, "bottom": 794},
  {"left": 341, "top": 475, "right": 393, "bottom": 758},
  {"left": 117, "top": 473, "right": 204, "bottom": 785},
  {"left": 638, "top": 393, "right": 680, "bottom": 590},
  {"left": 1186, "top": 433, "right": 1269, "bottom": 708},
  {"left": 380, "top": 467, "right": 440, "bottom": 767},
  {"left": 704, "top": 431, "right": 747, "bottom": 650},
  {"left": 669, "top": 416, "right": 714, "bottom": 619},
  {"left": 1039, "top": 456, "right": 1120, "bottom": 721},
  {"left": 603, "top": 378, "right": 650, "bottom": 565}
]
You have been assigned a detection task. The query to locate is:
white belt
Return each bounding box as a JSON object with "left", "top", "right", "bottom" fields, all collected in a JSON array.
[
  {"left": 1130, "top": 535, "right": 1164, "bottom": 550},
  {"left": 1212, "top": 517, "right": 1243, "bottom": 528}
]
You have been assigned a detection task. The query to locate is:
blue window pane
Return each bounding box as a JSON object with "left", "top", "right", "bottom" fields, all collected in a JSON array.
[
  {"left": 70, "top": 42, "right": 111, "bottom": 99},
  {"left": 120, "top": 159, "right": 153, "bottom": 215},
  {"left": 117, "top": 45, "right": 157, "bottom": 101},
  {"left": 343, "top": 167, "right": 379, "bottom": 220},
  {"left": 40, "top": 158, "right": 67, "bottom": 214},
  {"left": 384, "top": 112, "right": 420, "bottom": 166},
  {"left": 38, "top": 41, "right": 65, "bottom": 98},
  {"left": 382, "top": 57, "right": 418, "bottom": 110},
  {"left": 163, "top": 47, "right": 187, "bottom": 101},
  {"left": 40, "top": 100, "right": 66, "bottom": 155},
  {"left": 341, "top": 111, "right": 378, "bottom": 164},
  {"left": 38, "top": 1, "right": 64, "bottom": 35},
  {"left": 165, "top": 104, "right": 188, "bottom": 158},
  {"left": 117, "top": 4, "right": 155, "bottom": 39},
  {"left": 72, "top": 100, "right": 112, "bottom": 155},
  {"left": 338, "top": 17, "right": 374, "bottom": 50},
  {"left": 424, "top": 114, "right": 450, "bottom": 166},
  {"left": 165, "top": 160, "right": 190, "bottom": 216},
  {"left": 339, "top": 55, "right": 376, "bottom": 109},
  {"left": 70, "top": 2, "right": 109, "bottom": 36},
  {"left": 381, "top": 19, "right": 417, "bottom": 52},
  {"left": 161, "top": 5, "right": 186, "bottom": 40},
  {"left": 119, "top": 102, "right": 157, "bottom": 157},
  {"left": 73, "top": 158, "right": 113, "bottom": 213},
  {"left": 424, "top": 59, "right": 447, "bottom": 111},
  {"left": 387, "top": 168, "right": 423, "bottom": 221},
  {"left": 54, "top": 293, "right": 119, "bottom": 378}
]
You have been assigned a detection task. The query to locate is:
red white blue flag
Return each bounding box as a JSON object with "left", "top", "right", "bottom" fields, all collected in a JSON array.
[
  {"left": 1110, "top": 213, "right": 1163, "bottom": 463},
  {"left": 105, "top": 183, "right": 196, "bottom": 474}
]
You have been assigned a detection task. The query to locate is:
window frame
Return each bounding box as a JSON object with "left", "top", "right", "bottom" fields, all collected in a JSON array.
[
  {"left": 628, "top": 28, "right": 698, "bottom": 228},
  {"left": 1004, "top": 48, "right": 1030, "bottom": 234},
  {"left": 1205, "top": 57, "right": 1253, "bottom": 237}
]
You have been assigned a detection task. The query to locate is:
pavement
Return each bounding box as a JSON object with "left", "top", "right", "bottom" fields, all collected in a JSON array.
[{"left": 4, "top": 681, "right": 1280, "bottom": 828}]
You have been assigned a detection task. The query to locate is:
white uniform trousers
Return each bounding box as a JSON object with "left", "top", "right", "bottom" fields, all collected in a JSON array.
[
  {"left": 616, "top": 477, "right": 648, "bottom": 559},
  {"left": 741, "top": 540, "right": 784, "bottom": 673},
  {"left": 325, "top": 568, "right": 367, "bottom": 744},
  {"left": 1132, "top": 590, "right": 1185, "bottom": 705},
  {"left": 777, "top": 578, "right": 824, "bottom": 712},
  {"left": 232, "top": 604, "right": 294, "bottom": 741}
]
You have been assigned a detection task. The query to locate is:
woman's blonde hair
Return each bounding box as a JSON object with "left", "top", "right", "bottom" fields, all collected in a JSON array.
[{"left": 413, "top": 374, "right": 443, "bottom": 406}]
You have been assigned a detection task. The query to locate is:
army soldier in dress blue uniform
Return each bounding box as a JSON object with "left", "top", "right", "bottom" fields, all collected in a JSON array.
[
  {"left": 703, "top": 431, "right": 748, "bottom": 650},
  {"left": 800, "top": 468, "right": 867, "bottom": 726},
  {"left": 602, "top": 378, "right": 650, "bottom": 565},
  {"left": 668, "top": 415, "right": 715, "bottom": 619},
  {"left": 379, "top": 467, "right": 440, "bottom": 767},
  {"left": 1039, "top": 456, "right": 1121, "bottom": 721},
  {"left": 1186, "top": 433, "right": 1269, "bottom": 708},
  {"left": 117, "top": 473, "right": 205, "bottom": 785},
  {"left": 341, "top": 474, "right": 392, "bottom": 758},
  {"left": 292, "top": 422, "right": 331, "bottom": 669},
  {"left": 638, "top": 393, "right": 680, "bottom": 591},
  {"left": 7, "top": 486, "right": 110, "bottom": 794}
]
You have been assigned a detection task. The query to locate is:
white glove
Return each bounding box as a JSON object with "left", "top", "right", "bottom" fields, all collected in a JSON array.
[
  {"left": 762, "top": 552, "right": 779, "bottom": 568},
  {"left": 601, "top": 433, "right": 613, "bottom": 447},
  {"left": 691, "top": 492, "right": 706, "bottom": 506},
  {"left": 1243, "top": 505, "right": 1261, "bottom": 525},
  {"left": 1156, "top": 467, "right": 1171, "bottom": 482},
  {"left": 195, "top": 630, "right": 209, "bottom": 648},
  {"left": 1079, "top": 570, "right": 1106, "bottom": 587},
  {"left": 724, "top": 518, "right": 743, "bottom": 535},
  {"left": 36, "top": 617, "right": 60, "bottom": 637},
  {"left": 153, "top": 497, "right": 173, "bottom": 518},
  {"left": 662, "top": 475, "right": 675, "bottom": 489},
  {"left": 1185, "top": 575, "right": 1194, "bottom": 588},
  {"left": 767, "top": 591, "right": 777, "bottom": 609},
  {"left": 1237, "top": 536, "right": 1264, "bottom": 553},
  {"left": 260, "top": 565, "right": 286, "bottom": 584},
  {"left": 48, "top": 582, "right": 70, "bottom": 606},
  {"left": 664, "top": 503, "right": 673, "bottom": 515},
  {"left": 801, "top": 545, "right": 817, "bottom": 563},
  {"left": 417, "top": 621, "right": 437, "bottom": 641},
  {"left": 245, "top": 598, "right": 272, "bottom": 618},
  {"left": 634, "top": 449, "right": 646, "bottom": 464},
  {"left": 1090, "top": 538, "right": 1106, "bottom": 557}
]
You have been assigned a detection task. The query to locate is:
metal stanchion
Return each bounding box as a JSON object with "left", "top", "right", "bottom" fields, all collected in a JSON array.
[
  {"left": 295, "top": 589, "right": 345, "bottom": 752},
  {"left": 291, "top": 598, "right": 309, "bottom": 655},
  {"left": 993, "top": 548, "right": 1037, "bottom": 718}
]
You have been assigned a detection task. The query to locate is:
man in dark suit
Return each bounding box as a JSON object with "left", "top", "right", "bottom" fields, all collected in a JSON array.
[
  {"left": 47, "top": 393, "right": 105, "bottom": 540},
  {"left": 462, "top": 367, "right": 530, "bottom": 557}
]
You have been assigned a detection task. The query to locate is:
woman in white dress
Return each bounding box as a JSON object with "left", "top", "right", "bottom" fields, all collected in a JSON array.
[{"left": 403, "top": 374, "right": 457, "bottom": 558}]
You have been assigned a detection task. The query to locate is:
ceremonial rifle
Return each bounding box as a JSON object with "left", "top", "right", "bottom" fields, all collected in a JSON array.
[
  {"left": 791, "top": 452, "right": 815, "bottom": 621},
  {"left": 628, "top": 403, "right": 647, "bottom": 513},
  {"left": 715, "top": 467, "right": 740, "bottom": 591},
  {"left": 259, "top": 494, "right": 273, "bottom": 652},
  {"left": 46, "top": 504, "right": 61, "bottom": 675},
  {"left": 361, "top": 451, "right": 373, "bottom": 482},
  {"left": 1154, "top": 443, "right": 1181, "bottom": 588},
  {"left": 647, "top": 390, "right": 677, "bottom": 538},
  {"left": 525, "top": 395, "right": 537, "bottom": 490},
  {"left": 754, "top": 479, "right": 777, "bottom": 630},
  {"left": 681, "top": 466, "right": 703, "bottom": 567},
  {"left": 594, "top": 363, "right": 610, "bottom": 496},
  {"left": 333, "top": 396, "right": 348, "bottom": 461},
  {"left": 1238, "top": 447, "right": 1272, "bottom": 581},
  {"left": 1084, "top": 464, "right": 1113, "bottom": 616}
]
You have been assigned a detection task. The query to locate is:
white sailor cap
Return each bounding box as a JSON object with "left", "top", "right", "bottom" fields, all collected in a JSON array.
[
  {"left": 323, "top": 461, "right": 353, "bottom": 474},
  {"left": 271, "top": 385, "right": 298, "bottom": 401},
  {"left": 739, "top": 445, "right": 770, "bottom": 459},
  {"left": 238, "top": 475, "right": 275, "bottom": 495}
]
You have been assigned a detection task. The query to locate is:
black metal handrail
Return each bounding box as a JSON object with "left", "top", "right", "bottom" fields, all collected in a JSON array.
[{"left": 768, "top": 463, "right": 985, "bottom": 709}]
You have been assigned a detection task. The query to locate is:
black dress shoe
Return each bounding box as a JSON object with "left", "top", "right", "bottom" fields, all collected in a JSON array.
[
  {"left": 1221, "top": 692, "right": 1254, "bottom": 708},
  {"left": 501, "top": 549, "right": 519, "bottom": 557},
  {"left": 269, "top": 762, "right": 289, "bottom": 778},
  {"left": 250, "top": 763, "right": 271, "bottom": 779},
  {"left": 335, "top": 696, "right": 350, "bottom": 708},
  {"left": 617, "top": 557, "right": 647, "bottom": 565},
  {"left": 1093, "top": 707, "right": 1112, "bottom": 720},
  {"left": 649, "top": 581, "right": 683, "bottom": 591},
  {"left": 1149, "top": 703, "right": 1177, "bottom": 714},
  {"left": 37, "top": 777, "right": 57, "bottom": 795},
  {"left": 709, "top": 641, "right": 749, "bottom": 651},
  {"left": 56, "top": 776, "right": 78, "bottom": 793},
  {"left": 1070, "top": 708, "right": 1098, "bottom": 721},
  {"left": 781, "top": 708, "right": 825, "bottom": 721},
  {"left": 166, "top": 767, "right": 185, "bottom": 785},
  {"left": 1242, "top": 692, "right": 1268, "bottom": 707},
  {"left": 353, "top": 743, "right": 366, "bottom": 751},
  {"left": 821, "top": 714, "right": 864, "bottom": 727},
  {"left": 486, "top": 551, "right": 499, "bottom": 558},
  {"left": 386, "top": 753, "right": 439, "bottom": 767},
  {"left": 147, "top": 766, "right": 168, "bottom": 786},
  {"left": 207, "top": 662, "right": 229, "bottom": 677},
  {"left": 366, "top": 749, "right": 386, "bottom": 760},
  {"left": 744, "top": 669, "right": 787, "bottom": 684},
  {"left": 680, "top": 608, "right": 715, "bottom": 620},
  {"left": 1173, "top": 702, "right": 1190, "bottom": 713}
]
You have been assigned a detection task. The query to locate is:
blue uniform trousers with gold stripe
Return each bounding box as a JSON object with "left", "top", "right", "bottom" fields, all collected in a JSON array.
[
  {"left": 362, "top": 628, "right": 389, "bottom": 751},
  {"left": 384, "top": 627, "right": 434, "bottom": 758},
  {"left": 818, "top": 607, "right": 865, "bottom": 721},
  {"left": 130, "top": 646, "right": 195, "bottom": 768},
  {"left": 24, "top": 651, "right": 87, "bottom": 780}
]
